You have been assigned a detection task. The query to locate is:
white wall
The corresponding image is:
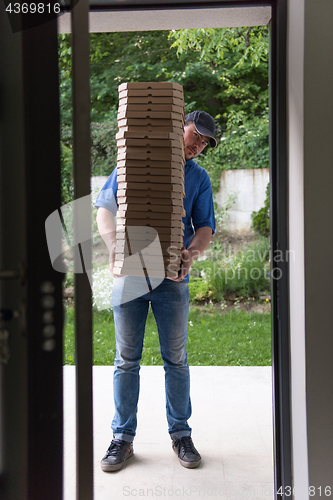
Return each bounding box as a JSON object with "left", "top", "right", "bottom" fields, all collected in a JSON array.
[
  {"left": 289, "top": 0, "right": 333, "bottom": 496},
  {"left": 215, "top": 168, "right": 269, "bottom": 235},
  {"left": 288, "top": 0, "right": 309, "bottom": 497}
]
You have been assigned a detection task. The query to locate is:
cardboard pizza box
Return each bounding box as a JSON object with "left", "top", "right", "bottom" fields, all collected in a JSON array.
[
  {"left": 116, "top": 232, "right": 183, "bottom": 245},
  {"left": 117, "top": 146, "right": 185, "bottom": 153},
  {"left": 116, "top": 166, "right": 183, "bottom": 177},
  {"left": 117, "top": 203, "right": 185, "bottom": 215},
  {"left": 116, "top": 206, "right": 185, "bottom": 217},
  {"left": 117, "top": 177, "right": 184, "bottom": 188},
  {"left": 116, "top": 233, "right": 183, "bottom": 244},
  {"left": 118, "top": 96, "right": 184, "bottom": 106},
  {"left": 117, "top": 181, "right": 185, "bottom": 195},
  {"left": 117, "top": 123, "right": 184, "bottom": 135},
  {"left": 115, "top": 252, "right": 181, "bottom": 265},
  {"left": 116, "top": 138, "right": 183, "bottom": 148},
  {"left": 117, "top": 174, "right": 184, "bottom": 188},
  {"left": 114, "top": 256, "right": 181, "bottom": 267},
  {"left": 117, "top": 168, "right": 184, "bottom": 179},
  {"left": 116, "top": 226, "right": 160, "bottom": 242},
  {"left": 116, "top": 174, "right": 184, "bottom": 188},
  {"left": 114, "top": 260, "right": 181, "bottom": 272},
  {"left": 112, "top": 266, "right": 179, "bottom": 279},
  {"left": 116, "top": 162, "right": 184, "bottom": 174},
  {"left": 117, "top": 196, "right": 184, "bottom": 207},
  {"left": 116, "top": 235, "right": 184, "bottom": 247},
  {"left": 116, "top": 140, "right": 183, "bottom": 152},
  {"left": 116, "top": 225, "right": 183, "bottom": 235},
  {"left": 117, "top": 110, "right": 184, "bottom": 121},
  {"left": 116, "top": 249, "right": 182, "bottom": 263},
  {"left": 116, "top": 209, "right": 183, "bottom": 220},
  {"left": 115, "top": 244, "right": 181, "bottom": 258},
  {"left": 119, "top": 89, "right": 183, "bottom": 99},
  {"left": 117, "top": 152, "right": 185, "bottom": 164},
  {"left": 116, "top": 165, "right": 183, "bottom": 174},
  {"left": 117, "top": 193, "right": 184, "bottom": 203},
  {"left": 117, "top": 189, "right": 185, "bottom": 202},
  {"left": 116, "top": 218, "right": 184, "bottom": 229},
  {"left": 117, "top": 149, "right": 184, "bottom": 163},
  {"left": 117, "top": 146, "right": 184, "bottom": 155},
  {"left": 114, "top": 251, "right": 181, "bottom": 262},
  {"left": 116, "top": 226, "right": 184, "bottom": 237},
  {"left": 117, "top": 189, "right": 184, "bottom": 199},
  {"left": 116, "top": 158, "right": 184, "bottom": 170},
  {"left": 117, "top": 180, "right": 184, "bottom": 191},
  {"left": 114, "top": 257, "right": 181, "bottom": 270},
  {"left": 118, "top": 117, "right": 184, "bottom": 128},
  {"left": 118, "top": 82, "right": 183, "bottom": 92},
  {"left": 118, "top": 103, "right": 184, "bottom": 114},
  {"left": 116, "top": 129, "right": 183, "bottom": 141},
  {"left": 116, "top": 166, "right": 184, "bottom": 175},
  {"left": 117, "top": 188, "right": 184, "bottom": 199}
]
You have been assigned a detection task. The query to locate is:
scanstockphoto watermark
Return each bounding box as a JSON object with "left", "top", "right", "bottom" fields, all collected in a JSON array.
[
  {"left": 123, "top": 485, "right": 226, "bottom": 497},
  {"left": 200, "top": 247, "right": 296, "bottom": 266},
  {"left": 190, "top": 262, "right": 283, "bottom": 282},
  {"left": 122, "top": 484, "right": 274, "bottom": 497},
  {"left": 188, "top": 246, "right": 296, "bottom": 282}
]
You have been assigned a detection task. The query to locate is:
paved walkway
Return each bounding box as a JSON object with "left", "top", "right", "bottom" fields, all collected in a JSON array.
[{"left": 64, "top": 366, "right": 274, "bottom": 500}]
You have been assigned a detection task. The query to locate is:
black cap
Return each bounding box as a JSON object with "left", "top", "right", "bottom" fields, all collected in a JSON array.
[{"left": 185, "top": 110, "right": 217, "bottom": 148}]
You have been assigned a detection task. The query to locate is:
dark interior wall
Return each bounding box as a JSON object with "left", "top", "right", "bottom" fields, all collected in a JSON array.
[
  {"left": 0, "top": 6, "right": 64, "bottom": 500},
  {"left": 304, "top": 0, "right": 333, "bottom": 489},
  {"left": 0, "top": 8, "right": 29, "bottom": 499}
]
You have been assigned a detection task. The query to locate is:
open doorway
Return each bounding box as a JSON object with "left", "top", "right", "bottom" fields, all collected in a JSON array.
[{"left": 59, "top": 3, "right": 289, "bottom": 499}]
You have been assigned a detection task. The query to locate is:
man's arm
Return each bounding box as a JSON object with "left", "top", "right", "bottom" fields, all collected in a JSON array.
[
  {"left": 96, "top": 207, "right": 117, "bottom": 274},
  {"left": 171, "top": 226, "right": 212, "bottom": 282}
]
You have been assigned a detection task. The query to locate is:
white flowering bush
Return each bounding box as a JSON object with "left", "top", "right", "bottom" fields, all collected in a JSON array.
[{"left": 92, "top": 266, "right": 113, "bottom": 311}]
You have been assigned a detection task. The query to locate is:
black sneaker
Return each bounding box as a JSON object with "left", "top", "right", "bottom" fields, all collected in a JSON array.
[
  {"left": 172, "top": 436, "right": 201, "bottom": 468},
  {"left": 100, "top": 439, "right": 134, "bottom": 472}
]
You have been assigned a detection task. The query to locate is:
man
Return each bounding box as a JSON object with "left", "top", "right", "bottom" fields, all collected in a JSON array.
[{"left": 95, "top": 110, "right": 216, "bottom": 472}]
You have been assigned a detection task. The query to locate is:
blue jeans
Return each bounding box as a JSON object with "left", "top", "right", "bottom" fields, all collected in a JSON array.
[{"left": 110, "top": 277, "right": 192, "bottom": 443}]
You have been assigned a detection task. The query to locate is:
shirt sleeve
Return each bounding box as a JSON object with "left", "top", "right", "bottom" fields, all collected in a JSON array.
[
  {"left": 94, "top": 169, "right": 118, "bottom": 215},
  {"left": 191, "top": 169, "right": 216, "bottom": 234}
]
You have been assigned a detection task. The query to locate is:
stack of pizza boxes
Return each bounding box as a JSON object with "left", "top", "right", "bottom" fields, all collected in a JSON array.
[{"left": 113, "top": 82, "right": 185, "bottom": 279}]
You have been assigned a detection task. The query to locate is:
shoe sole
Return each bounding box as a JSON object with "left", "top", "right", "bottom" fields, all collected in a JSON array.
[
  {"left": 172, "top": 446, "right": 201, "bottom": 469},
  {"left": 100, "top": 449, "right": 134, "bottom": 472},
  {"left": 178, "top": 456, "right": 201, "bottom": 468}
]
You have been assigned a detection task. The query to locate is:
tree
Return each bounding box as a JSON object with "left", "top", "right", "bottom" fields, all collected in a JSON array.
[
  {"left": 169, "top": 27, "right": 269, "bottom": 187},
  {"left": 58, "top": 27, "right": 269, "bottom": 199}
]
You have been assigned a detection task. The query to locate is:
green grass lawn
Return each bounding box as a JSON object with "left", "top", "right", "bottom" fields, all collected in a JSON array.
[{"left": 64, "top": 306, "right": 271, "bottom": 366}]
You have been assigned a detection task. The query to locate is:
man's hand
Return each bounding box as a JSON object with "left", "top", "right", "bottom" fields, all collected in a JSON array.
[
  {"left": 171, "top": 246, "right": 192, "bottom": 282},
  {"left": 168, "top": 226, "right": 213, "bottom": 282}
]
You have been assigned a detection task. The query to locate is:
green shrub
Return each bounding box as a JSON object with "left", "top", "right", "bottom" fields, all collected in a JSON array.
[
  {"left": 188, "top": 276, "right": 216, "bottom": 303},
  {"left": 190, "top": 236, "right": 270, "bottom": 302},
  {"left": 251, "top": 182, "right": 270, "bottom": 237}
]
